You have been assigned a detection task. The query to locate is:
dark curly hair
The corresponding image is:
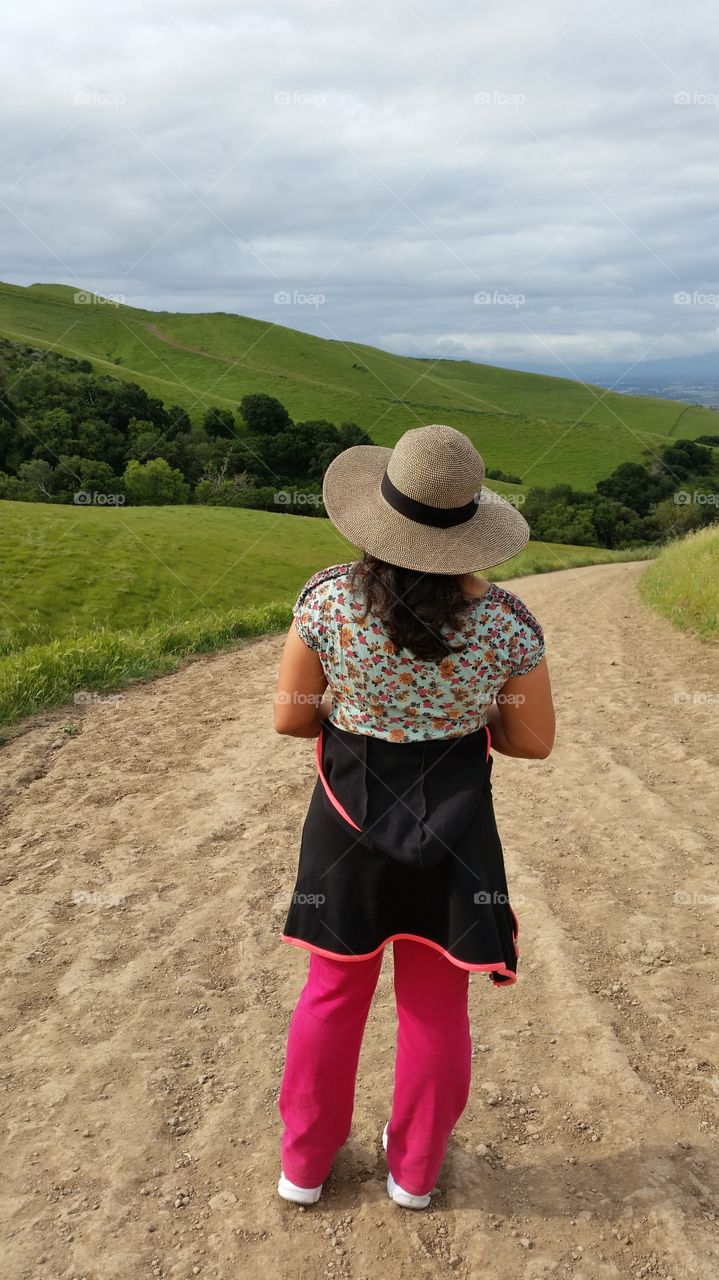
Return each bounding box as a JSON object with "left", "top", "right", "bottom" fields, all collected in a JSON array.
[{"left": 347, "top": 553, "right": 476, "bottom": 663}]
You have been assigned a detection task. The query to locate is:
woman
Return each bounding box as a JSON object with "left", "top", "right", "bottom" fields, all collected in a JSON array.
[{"left": 273, "top": 424, "right": 555, "bottom": 1210}]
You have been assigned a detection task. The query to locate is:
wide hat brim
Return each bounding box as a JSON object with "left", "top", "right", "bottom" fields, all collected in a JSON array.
[{"left": 322, "top": 444, "right": 530, "bottom": 575}]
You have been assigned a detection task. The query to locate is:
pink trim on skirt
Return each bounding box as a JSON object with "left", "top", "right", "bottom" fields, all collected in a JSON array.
[{"left": 281, "top": 930, "right": 518, "bottom": 983}]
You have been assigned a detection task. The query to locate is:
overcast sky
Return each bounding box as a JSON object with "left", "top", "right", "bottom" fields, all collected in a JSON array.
[{"left": 2, "top": 0, "right": 718, "bottom": 377}]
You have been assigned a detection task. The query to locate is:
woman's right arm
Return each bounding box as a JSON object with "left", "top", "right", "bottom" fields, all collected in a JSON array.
[{"left": 486, "top": 658, "right": 556, "bottom": 760}]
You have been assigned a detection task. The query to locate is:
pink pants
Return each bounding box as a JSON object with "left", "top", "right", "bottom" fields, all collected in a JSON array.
[{"left": 278, "top": 939, "right": 472, "bottom": 1197}]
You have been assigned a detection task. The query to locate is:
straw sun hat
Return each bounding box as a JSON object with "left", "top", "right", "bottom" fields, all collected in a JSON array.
[{"left": 322, "top": 423, "right": 530, "bottom": 575}]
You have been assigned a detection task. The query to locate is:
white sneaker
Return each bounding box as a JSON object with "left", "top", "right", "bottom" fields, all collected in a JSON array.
[
  {"left": 382, "top": 1119, "right": 433, "bottom": 1210},
  {"left": 277, "top": 1170, "right": 323, "bottom": 1205}
]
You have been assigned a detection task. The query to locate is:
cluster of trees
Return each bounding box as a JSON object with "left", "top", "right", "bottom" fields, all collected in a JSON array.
[
  {"left": 1, "top": 339, "right": 717, "bottom": 547},
  {"left": 485, "top": 466, "right": 522, "bottom": 484},
  {"left": 521, "top": 438, "right": 719, "bottom": 547},
  {"left": 0, "top": 340, "right": 370, "bottom": 511}
]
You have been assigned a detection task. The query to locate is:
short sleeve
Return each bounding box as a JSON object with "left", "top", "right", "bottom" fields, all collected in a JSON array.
[
  {"left": 505, "top": 594, "right": 545, "bottom": 677},
  {"left": 291, "top": 562, "right": 355, "bottom": 654},
  {"left": 293, "top": 583, "right": 319, "bottom": 651}
]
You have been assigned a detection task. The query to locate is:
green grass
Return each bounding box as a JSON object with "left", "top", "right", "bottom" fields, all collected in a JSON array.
[
  {"left": 2, "top": 279, "right": 717, "bottom": 490},
  {"left": 638, "top": 526, "right": 719, "bottom": 641},
  {"left": 0, "top": 498, "right": 656, "bottom": 727}
]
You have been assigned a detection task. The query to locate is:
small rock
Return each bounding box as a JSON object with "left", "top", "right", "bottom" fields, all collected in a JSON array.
[{"left": 209, "top": 1190, "right": 237, "bottom": 1210}]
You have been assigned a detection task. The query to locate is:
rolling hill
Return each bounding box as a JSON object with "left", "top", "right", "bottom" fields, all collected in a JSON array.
[
  {"left": 1, "top": 280, "right": 717, "bottom": 491},
  {"left": 0, "top": 499, "right": 651, "bottom": 657},
  {"left": 0, "top": 493, "right": 654, "bottom": 727}
]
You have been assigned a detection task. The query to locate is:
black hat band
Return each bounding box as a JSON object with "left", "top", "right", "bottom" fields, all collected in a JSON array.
[{"left": 380, "top": 469, "right": 480, "bottom": 528}]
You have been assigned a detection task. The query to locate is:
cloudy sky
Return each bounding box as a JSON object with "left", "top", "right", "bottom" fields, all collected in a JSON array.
[{"left": 2, "top": 0, "right": 718, "bottom": 377}]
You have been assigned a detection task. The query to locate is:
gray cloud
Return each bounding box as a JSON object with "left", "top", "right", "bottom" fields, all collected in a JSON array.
[{"left": 2, "top": 0, "right": 719, "bottom": 375}]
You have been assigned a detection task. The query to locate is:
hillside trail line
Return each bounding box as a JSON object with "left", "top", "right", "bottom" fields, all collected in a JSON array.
[{"left": 2, "top": 560, "right": 718, "bottom": 1279}]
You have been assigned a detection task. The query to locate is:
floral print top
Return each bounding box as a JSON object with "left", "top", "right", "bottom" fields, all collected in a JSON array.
[{"left": 292, "top": 561, "right": 546, "bottom": 742}]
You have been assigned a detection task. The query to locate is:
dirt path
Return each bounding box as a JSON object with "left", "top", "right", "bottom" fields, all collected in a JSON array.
[
  {"left": 144, "top": 323, "right": 221, "bottom": 359},
  {"left": 2, "top": 561, "right": 718, "bottom": 1280}
]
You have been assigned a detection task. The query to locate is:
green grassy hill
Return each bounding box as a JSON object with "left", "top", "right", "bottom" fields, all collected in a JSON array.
[
  {"left": 1, "top": 280, "right": 716, "bottom": 490},
  {"left": 639, "top": 525, "right": 718, "bottom": 641},
  {"left": 0, "top": 498, "right": 655, "bottom": 727},
  {"left": 0, "top": 499, "right": 652, "bottom": 656}
]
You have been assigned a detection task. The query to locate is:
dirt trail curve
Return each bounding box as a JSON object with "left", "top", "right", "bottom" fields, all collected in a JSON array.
[{"left": 2, "top": 561, "right": 718, "bottom": 1280}]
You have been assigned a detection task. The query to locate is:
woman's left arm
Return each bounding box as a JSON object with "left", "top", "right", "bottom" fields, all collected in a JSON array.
[{"left": 274, "top": 620, "right": 330, "bottom": 737}]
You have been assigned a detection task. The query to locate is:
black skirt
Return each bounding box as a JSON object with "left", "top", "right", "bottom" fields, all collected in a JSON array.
[{"left": 281, "top": 719, "right": 519, "bottom": 985}]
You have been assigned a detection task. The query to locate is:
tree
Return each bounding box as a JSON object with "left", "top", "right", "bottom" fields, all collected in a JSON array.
[
  {"left": 486, "top": 467, "right": 523, "bottom": 485},
  {"left": 122, "top": 458, "right": 190, "bottom": 505},
  {"left": 648, "top": 497, "right": 712, "bottom": 539},
  {"left": 238, "top": 394, "right": 291, "bottom": 436},
  {"left": 18, "top": 458, "right": 55, "bottom": 501},
  {"left": 587, "top": 495, "right": 646, "bottom": 548},
  {"left": 54, "top": 455, "right": 119, "bottom": 499},
  {"left": 166, "top": 405, "right": 192, "bottom": 439},
  {"left": 20, "top": 407, "right": 75, "bottom": 463},
  {"left": 203, "top": 407, "right": 237, "bottom": 439},
  {"left": 75, "top": 418, "right": 127, "bottom": 470},
  {"left": 661, "top": 439, "right": 714, "bottom": 480},
  {"left": 596, "top": 461, "right": 673, "bottom": 516},
  {"left": 0, "top": 470, "right": 32, "bottom": 500},
  {"left": 261, "top": 420, "right": 337, "bottom": 480},
  {"left": 337, "top": 422, "right": 373, "bottom": 449}
]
